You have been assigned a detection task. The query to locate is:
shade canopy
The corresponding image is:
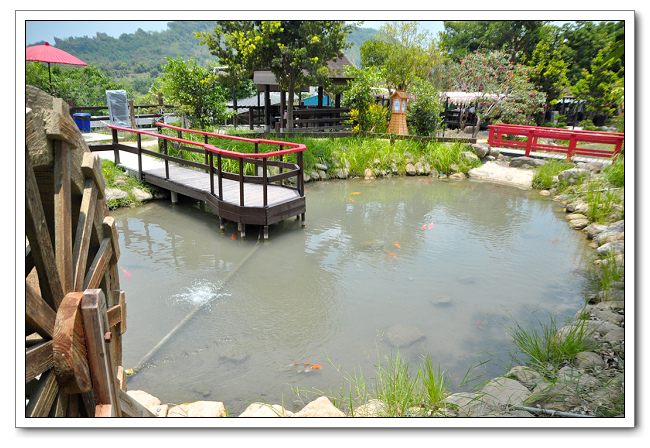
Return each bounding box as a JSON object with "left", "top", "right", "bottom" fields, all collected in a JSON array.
[
  {"left": 440, "top": 91, "right": 506, "bottom": 105},
  {"left": 26, "top": 42, "right": 87, "bottom": 66}
]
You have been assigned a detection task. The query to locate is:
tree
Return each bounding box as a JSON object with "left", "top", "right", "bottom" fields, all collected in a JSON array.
[
  {"left": 199, "top": 21, "right": 357, "bottom": 132},
  {"left": 406, "top": 78, "right": 444, "bottom": 136},
  {"left": 439, "top": 21, "right": 546, "bottom": 63},
  {"left": 360, "top": 21, "right": 442, "bottom": 92},
  {"left": 341, "top": 65, "right": 387, "bottom": 132},
  {"left": 571, "top": 45, "right": 622, "bottom": 121},
  {"left": 26, "top": 62, "right": 127, "bottom": 106},
  {"left": 521, "top": 26, "right": 570, "bottom": 110},
  {"left": 156, "top": 56, "right": 230, "bottom": 128},
  {"left": 443, "top": 50, "right": 546, "bottom": 137}
]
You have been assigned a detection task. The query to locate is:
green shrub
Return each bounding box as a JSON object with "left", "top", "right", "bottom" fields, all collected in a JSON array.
[
  {"left": 604, "top": 155, "right": 624, "bottom": 188},
  {"left": 532, "top": 160, "right": 574, "bottom": 189}
]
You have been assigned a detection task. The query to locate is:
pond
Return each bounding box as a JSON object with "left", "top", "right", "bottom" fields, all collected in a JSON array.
[{"left": 115, "top": 176, "right": 592, "bottom": 415}]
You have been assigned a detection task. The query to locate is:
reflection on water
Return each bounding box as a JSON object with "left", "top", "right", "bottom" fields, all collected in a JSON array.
[{"left": 115, "top": 177, "right": 591, "bottom": 414}]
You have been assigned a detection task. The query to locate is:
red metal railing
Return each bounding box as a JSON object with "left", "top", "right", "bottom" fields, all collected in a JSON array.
[
  {"left": 487, "top": 123, "right": 624, "bottom": 162},
  {"left": 106, "top": 124, "right": 307, "bottom": 207}
]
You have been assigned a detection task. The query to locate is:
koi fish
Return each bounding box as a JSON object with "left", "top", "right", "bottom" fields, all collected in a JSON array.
[
  {"left": 394, "top": 242, "right": 400, "bottom": 248},
  {"left": 428, "top": 223, "right": 434, "bottom": 229},
  {"left": 387, "top": 252, "right": 396, "bottom": 258},
  {"left": 231, "top": 234, "right": 236, "bottom": 240},
  {"left": 421, "top": 179, "right": 432, "bottom": 183},
  {"left": 122, "top": 268, "right": 131, "bottom": 279},
  {"left": 350, "top": 192, "right": 361, "bottom": 195},
  {"left": 421, "top": 225, "right": 426, "bottom": 230},
  {"left": 350, "top": 199, "right": 356, "bottom": 203},
  {"left": 311, "top": 364, "right": 322, "bottom": 370}
]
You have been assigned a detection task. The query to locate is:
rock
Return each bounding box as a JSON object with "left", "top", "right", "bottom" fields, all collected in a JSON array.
[
  {"left": 602, "top": 327, "right": 625, "bottom": 342},
  {"left": 539, "top": 190, "right": 551, "bottom": 196},
  {"left": 303, "top": 172, "right": 311, "bottom": 183},
  {"left": 168, "top": 401, "right": 227, "bottom": 417},
  {"left": 507, "top": 366, "right": 549, "bottom": 391},
  {"left": 219, "top": 347, "right": 250, "bottom": 364},
  {"left": 309, "top": 170, "right": 320, "bottom": 181},
  {"left": 574, "top": 351, "right": 607, "bottom": 370},
  {"left": 585, "top": 373, "right": 623, "bottom": 409},
  {"left": 415, "top": 161, "right": 425, "bottom": 175},
  {"left": 449, "top": 172, "right": 466, "bottom": 180},
  {"left": 525, "top": 382, "right": 584, "bottom": 412},
  {"left": 351, "top": 399, "right": 388, "bottom": 417},
  {"left": 471, "top": 143, "right": 490, "bottom": 158},
  {"left": 566, "top": 199, "right": 589, "bottom": 214},
  {"left": 430, "top": 296, "right": 452, "bottom": 307},
  {"left": 565, "top": 213, "right": 588, "bottom": 221},
  {"left": 586, "top": 223, "right": 608, "bottom": 239},
  {"left": 479, "top": 377, "right": 532, "bottom": 407},
  {"left": 423, "top": 162, "right": 432, "bottom": 175},
  {"left": 105, "top": 188, "right": 128, "bottom": 201},
  {"left": 238, "top": 402, "right": 294, "bottom": 417},
  {"left": 385, "top": 323, "right": 425, "bottom": 348},
  {"left": 318, "top": 170, "right": 327, "bottom": 180},
  {"left": 335, "top": 169, "right": 348, "bottom": 179},
  {"left": 148, "top": 404, "right": 168, "bottom": 417},
  {"left": 509, "top": 156, "right": 547, "bottom": 168},
  {"left": 597, "top": 289, "right": 625, "bottom": 302},
  {"left": 405, "top": 163, "right": 417, "bottom": 175},
  {"left": 293, "top": 396, "right": 345, "bottom": 417},
  {"left": 127, "top": 390, "right": 161, "bottom": 407},
  {"left": 569, "top": 218, "right": 590, "bottom": 230},
  {"left": 315, "top": 163, "right": 328, "bottom": 170},
  {"left": 579, "top": 305, "right": 624, "bottom": 325},
  {"left": 132, "top": 187, "right": 153, "bottom": 202},
  {"left": 462, "top": 151, "right": 479, "bottom": 163},
  {"left": 577, "top": 161, "right": 604, "bottom": 172},
  {"left": 558, "top": 168, "right": 591, "bottom": 184},
  {"left": 468, "top": 162, "right": 534, "bottom": 188},
  {"left": 450, "top": 163, "right": 460, "bottom": 173},
  {"left": 488, "top": 147, "right": 501, "bottom": 157},
  {"left": 114, "top": 178, "right": 127, "bottom": 186},
  {"left": 596, "top": 241, "right": 624, "bottom": 256},
  {"left": 364, "top": 168, "right": 375, "bottom": 180},
  {"left": 557, "top": 366, "right": 601, "bottom": 391}
]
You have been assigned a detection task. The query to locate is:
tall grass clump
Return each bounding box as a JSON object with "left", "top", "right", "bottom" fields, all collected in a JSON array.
[
  {"left": 503, "top": 311, "right": 596, "bottom": 372},
  {"left": 532, "top": 159, "right": 574, "bottom": 190},
  {"left": 587, "top": 251, "right": 625, "bottom": 293},
  {"left": 100, "top": 159, "right": 152, "bottom": 209},
  {"left": 426, "top": 141, "right": 481, "bottom": 174},
  {"left": 603, "top": 155, "right": 625, "bottom": 188}
]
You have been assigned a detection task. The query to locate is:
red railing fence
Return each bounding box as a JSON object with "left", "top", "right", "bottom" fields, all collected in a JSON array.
[{"left": 487, "top": 124, "right": 624, "bottom": 162}]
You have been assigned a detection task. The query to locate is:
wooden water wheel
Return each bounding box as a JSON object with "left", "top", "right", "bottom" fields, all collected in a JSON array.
[{"left": 24, "top": 86, "right": 151, "bottom": 418}]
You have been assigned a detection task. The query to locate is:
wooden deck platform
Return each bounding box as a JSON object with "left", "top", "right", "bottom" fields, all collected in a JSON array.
[{"left": 92, "top": 127, "right": 307, "bottom": 239}]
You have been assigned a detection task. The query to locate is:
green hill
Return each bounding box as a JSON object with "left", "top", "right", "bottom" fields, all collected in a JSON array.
[{"left": 42, "top": 21, "right": 377, "bottom": 96}]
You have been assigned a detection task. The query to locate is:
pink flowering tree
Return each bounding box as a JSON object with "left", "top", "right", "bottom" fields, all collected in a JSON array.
[{"left": 444, "top": 50, "right": 546, "bottom": 137}]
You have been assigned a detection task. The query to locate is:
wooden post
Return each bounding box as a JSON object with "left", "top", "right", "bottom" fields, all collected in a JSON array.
[
  {"left": 567, "top": 133, "right": 577, "bottom": 162},
  {"left": 262, "top": 157, "right": 268, "bottom": 207},
  {"left": 280, "top": 90, "right": 286, "bottom": 133},
  {"left": 137, "top": 133, "right": 143, "bottom": 180},
  {"left": 264, "top": 85, "right": 271, "bottom": 132},
  {"left": 239, "top": 158, "right": 245, "bottom": 206},
  {"left": 524, "top": 129, "right": 534, "bottom": 157},
  {"left": 217, "top": 153, "right": 223, "bottom": 200},
  {"left": 112, "top": 127, "right": 120, "bottom": 164},
  {"left": 232, "top": 83, "right": 238, "bottom": 129},
  {"left": 128, "top": 100, "right": 136, "bottom": 129},
  {"left": 80, "top": 289, "right": 122, "bottom": 417},
  {"left": 209, "top": 152, "right": 215, "bottom": 196}
]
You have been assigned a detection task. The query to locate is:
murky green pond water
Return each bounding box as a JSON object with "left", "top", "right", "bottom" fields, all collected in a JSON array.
[{"left": 114, "top": 176, "right": 591, "bottom": 414}]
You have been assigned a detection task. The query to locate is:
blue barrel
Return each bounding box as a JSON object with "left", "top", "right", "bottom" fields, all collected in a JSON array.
[{"left": 73, "top": 113, "right": 91, "bottom": 133}]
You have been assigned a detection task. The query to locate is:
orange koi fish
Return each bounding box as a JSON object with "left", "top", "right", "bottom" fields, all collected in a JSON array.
[
  {"left": 350, "top": 192, "right": 361, "bottom": 195},
  {"left": 122, "top": 268, "right": 131, "bottom": 279},
  {"left": 350, "top": 199, "right": 356, "bottom": 203},
  {"left": 394, "top": 242, "right": 400, "bottom": 248},
  {"left": 231, "top": 234, "right": 236, "bottom": 240},
  {"left": 421, "top": 179, "right": 432, "bottom": 183},
  {"left": 421, "top": 225, "right": 426, "bottom": 230},
  {"left": 428, "top": 223, "right": 434, "bottom": 229},
  {"left": 387, "top": 252, "right": 397, "bottom": 258},
  {"left": 311, "top": 364, "right": 322, "bottom": 370}
]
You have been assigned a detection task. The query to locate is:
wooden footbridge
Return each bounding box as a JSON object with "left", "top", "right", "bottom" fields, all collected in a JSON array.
[{"left": 91, "top": 123, "right": 307, "bottom": 240}]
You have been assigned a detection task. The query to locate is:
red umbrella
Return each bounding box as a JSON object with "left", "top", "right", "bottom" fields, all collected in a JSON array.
[{"left": 26, "top": 42, "right": 87, "bottom": 94}]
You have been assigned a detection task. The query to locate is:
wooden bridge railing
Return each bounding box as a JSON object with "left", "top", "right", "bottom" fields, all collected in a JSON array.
[
  {"left": 92, "top": 123, "right": 306, "bottom": 209},
  {"left": 488, "top": 123, "right": 624, "bottom": 162}
]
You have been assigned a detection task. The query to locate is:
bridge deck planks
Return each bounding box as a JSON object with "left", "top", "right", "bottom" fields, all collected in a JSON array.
[{"left": 144, "top": 165, "right": 300, "bottom": 208}]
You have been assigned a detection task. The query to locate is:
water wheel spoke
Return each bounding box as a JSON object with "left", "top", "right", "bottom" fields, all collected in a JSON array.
[
  {"left": 25, "top": 340, "right": 53, "bottom": 384},
  {"left": 54, "top": 140, "right": 73, "bottom": 293},
  {"left": 72, "top": 178, "right": 98, "bottom": 291},
  {"left": 83, "top": 238, "right": 113, "bottom": 290},
  {"left": 25, "top": 151, "right": 64, "bottom": 310},
  {"left": 25, "top": 369, "right": 59, "bottom": 417},
  {"left": 25, "top": 281, "right": 56, "bottom": 339}
]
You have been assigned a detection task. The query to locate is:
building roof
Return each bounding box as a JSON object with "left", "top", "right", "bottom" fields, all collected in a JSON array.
[{"left": 253, "top": 53, "right": 356, "bottom": 90}]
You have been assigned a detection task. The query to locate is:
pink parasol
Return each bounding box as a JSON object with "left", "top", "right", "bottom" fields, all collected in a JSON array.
[{"left": 26, "top": 42, "right": 87, "bottom": 94}]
